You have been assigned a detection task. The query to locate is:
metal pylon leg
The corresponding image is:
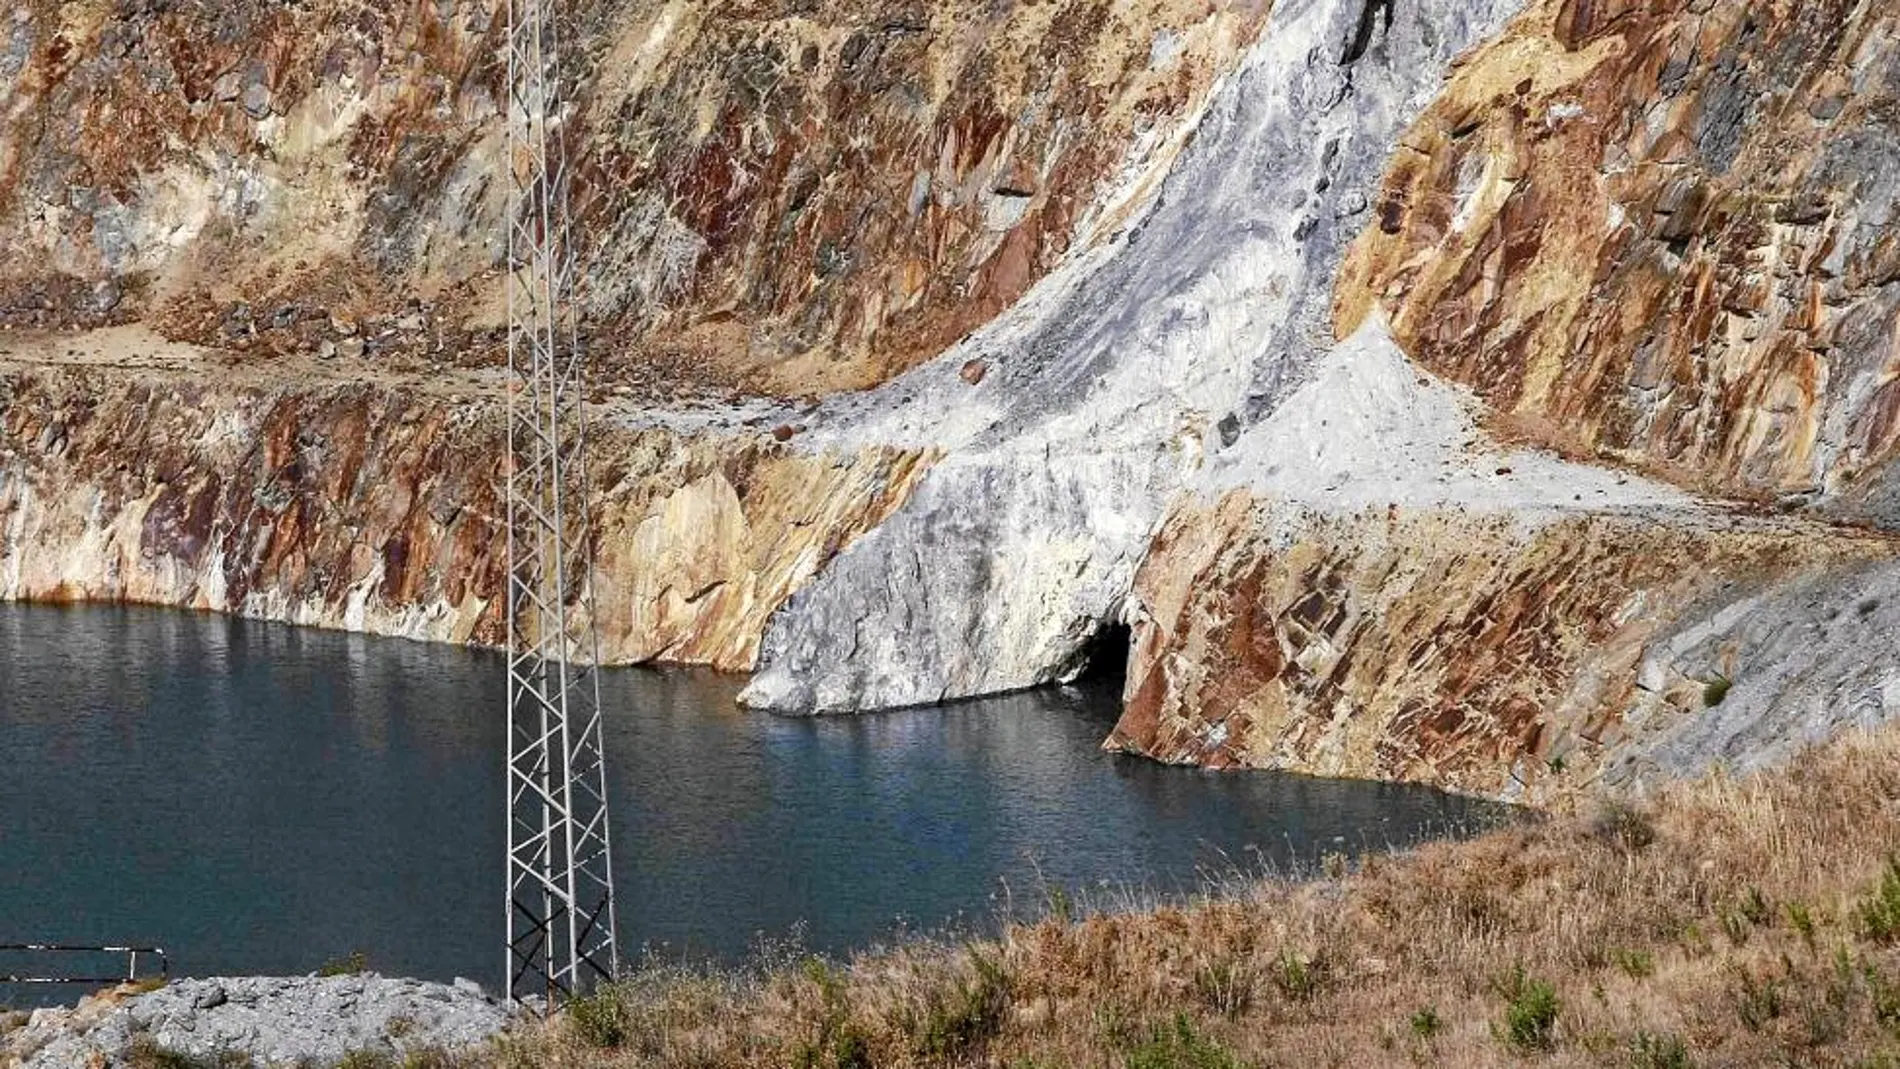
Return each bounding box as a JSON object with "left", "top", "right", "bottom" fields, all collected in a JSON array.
[{"left": 503, "top": 0, "right": 618, "bottom": 1008}]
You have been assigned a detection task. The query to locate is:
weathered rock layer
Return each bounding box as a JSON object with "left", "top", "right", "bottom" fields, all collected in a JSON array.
[
  {"left": 8, "top": 0, "right": 1900, "bottom": 798},
  {"left": 0, "top": 0, "right": 1263, "bottom": 395},
  {"left": 0, "top": 328, "right": 926, "bottom": 671}
]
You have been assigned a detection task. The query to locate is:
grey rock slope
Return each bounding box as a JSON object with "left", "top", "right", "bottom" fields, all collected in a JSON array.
[
  {"left": 742, "top": 0, "right": 1523, "bottom": 712},
  {"left": 1602, "top": 560, "right": 1900, "bottom": 795}
]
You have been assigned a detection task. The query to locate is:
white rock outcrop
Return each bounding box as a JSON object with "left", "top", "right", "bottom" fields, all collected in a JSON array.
[
  {"left": 741, "top": 0, "right": 1525, "bottom": 712},
  {"left": 4, "top": 975, "right": 513, "bottom": 1068}
]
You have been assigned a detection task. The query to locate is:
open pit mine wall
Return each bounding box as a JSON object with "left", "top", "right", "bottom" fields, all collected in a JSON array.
[
  {"left": 744, "top": 0, "right": 1900, "bottom": 801},
  {"left": 9, "top": 0, "right": 1900, "bottom": 801},
  {"left": 0, "top": 0, "right": 1263, "bottom": 395},
  {"left": 0, "top": 342, "right": 929, "bottom": 672}
]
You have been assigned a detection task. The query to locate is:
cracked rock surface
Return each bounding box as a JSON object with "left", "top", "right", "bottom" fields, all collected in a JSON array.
[{"left": 2, "top": 975, "right": 513, "bottom": 1068}]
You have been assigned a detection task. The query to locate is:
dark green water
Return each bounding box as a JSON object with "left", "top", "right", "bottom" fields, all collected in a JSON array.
[{"left": 0, "top": 604, "right": 1511, "bottom": 1002}]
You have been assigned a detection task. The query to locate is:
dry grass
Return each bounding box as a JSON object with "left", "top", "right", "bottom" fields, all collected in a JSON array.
[{"left": 482, "top": 727, "right": 1900, "bottom": 1068}]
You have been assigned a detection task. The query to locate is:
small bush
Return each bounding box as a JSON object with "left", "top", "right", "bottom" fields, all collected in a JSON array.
[
  {"left": 1788, "top": 902, "right": 1818, "bottom": 947},
  {"left": 830, "top": 1025, "right": 874, "bottom": 1069},
  {"left": 1591, "top": 802, "right": 1657, "bottom": 852},
  {"left": 1124, "top": 1015, "right": 1243, "bottom": 1069},
  {"left": 1045, "top": 885, "right": 1075, "bottom": 925},
  {"left": 1855, "top": 858, "right": 1900, "bottom": 945},
  {"left": 1409, "top": 1006, "right": 1443, "bottom": 1040},
  {"left": 1628, "top": 1030, "right": 1693, "bottom": 1069},
  {"left": 1740, "top": 886, "right": 1772, "bottom": 926},
  {"left": 1730, "top": 968, "right": 1783, "bottom": 1032},
  {"left": 1271, "top": 950, "right": 1320, "bottom": 1003},
  {"left": 1191, "top": 957, "right": 1257, "bottom": 1018},
  {"left": 1499, "top": 970, "right": 1560, "bottom": 1052},
  {"left": 1613, "top": 948, "right": 1655, "bottom": 980},
  {"left": 1866, "top": 961, "right": 1900, "bottom": 1033},
  {"left": 335, "top": 1052, "right": 396, "bottom": 1069},
  {"left": 913, "top": 950, "right": 1010, "bottom": 1058},
  {"left": 317, "top": 951, "right": 370, "bottom": 978},
  {"left": 566, "top": 986, "right": 628, "bottom": 1049},
  {"left": 792, "top": 959, "right": 873, "bottom": 1069},
  {"left": 1702, "top": 673, "right": 1732, "bottom": 707}
]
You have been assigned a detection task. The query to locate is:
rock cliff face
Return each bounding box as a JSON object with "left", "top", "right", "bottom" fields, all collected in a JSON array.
[
  {"left": 1335, "top": 0, "right": 1900, "bottom": 508},
  {"left": 0, "top": 328, "right": 926, "bottom": 671},
  {"left": 1105, "top": 323, "right": 1900, "bottom": 797},
  {"left": 7, "top": 0, "right": 1900, "bottom": 799},
  {"left": 0, "top": 0, "right": 1262, "bottom": 394}
]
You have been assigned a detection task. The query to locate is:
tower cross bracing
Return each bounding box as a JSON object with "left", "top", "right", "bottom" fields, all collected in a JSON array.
[{"left": 502, "top": 0, "right": 619, "bottom": 1007}]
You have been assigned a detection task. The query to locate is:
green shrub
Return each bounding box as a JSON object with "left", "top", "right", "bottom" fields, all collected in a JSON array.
[
  {"left": 1866, "top": 961, "right": 1900, "bottom": 1033},
  {"left": 792, "top": 959, "right": 874, "bottom": 1069},
  {"left": 122, "top": 1037, "right": 255, "bottom": 1069},
  {"left": 1740, "top": 886, "right": 1772, "bottom": 926},
  {"left": 1191, "top": 957, "right": 1257, "bottom": 1018},
  {"left": 913, "top": 950, "right": 1010, "bottom": 1058},
  {"left": 1612, "top": 948, "right": 1655, "bottom": 980},
  {"left": 1124, "top": 1015, "right": 1243, "bottom": 1069},
  {"left": 1788, "top": 902, "right": 1818, "bottom": 947},
  {"left": 1855, "top": 858, "right": 1900, "bottom": 945},
  {"left": 833, "top": 1025, "right": 874, "bottom": 1069},
  {"left": 1499, "top": 971, "right": 1560, "bottom": 1052},
  {"left": 1730, "top": 968, "right": 1783, "bottom": 1032},
  {"left": 1628, "top": 1030, "right": 1693, "bottom": 1069},
  {"left": 1409, "top": 1006, "right": 1443, "bottom": 1040},
  {"left": 1271, "top": 950, "right": 1320, "bottom": 1003},
  {"left": 1702, "top": 673, "right": 1732, "bottom": 707},
  {"left": 566, "top": 986, "right": 628, "bottom": 1049},
  {"left": 317, "top": 951, "right": 369, "bottom": 978},
  {"left": 1045, "top": 885, "right": 1075, "bottom": 925}
]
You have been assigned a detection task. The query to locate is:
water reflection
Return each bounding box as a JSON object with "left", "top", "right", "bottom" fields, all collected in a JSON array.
[{"left": 0, "top": 604, "right": 1514, "bottom": 1006}]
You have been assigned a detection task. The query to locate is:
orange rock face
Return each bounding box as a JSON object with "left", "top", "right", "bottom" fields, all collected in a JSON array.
[
  {"left": 1335, "top": 0, "right": 1900, "bottom": 503},
  {"left": 0, "top": 0, "right": 1266, "bottom": 397},
  {"left": 0, "top": 329, "right": 929, "bottom": 669},
  {"left": 1110, "top": 491, "right": 1895, "bottom": 797}
]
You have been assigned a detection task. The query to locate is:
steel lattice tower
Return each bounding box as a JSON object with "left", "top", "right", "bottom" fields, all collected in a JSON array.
[{"left": 503, "top": 0, "right": 619, "bottom": 1006}]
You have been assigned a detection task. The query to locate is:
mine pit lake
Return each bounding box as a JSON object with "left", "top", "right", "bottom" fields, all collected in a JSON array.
[{"left": 0, "top": 604, "right": 1513, "bottom": 1002}]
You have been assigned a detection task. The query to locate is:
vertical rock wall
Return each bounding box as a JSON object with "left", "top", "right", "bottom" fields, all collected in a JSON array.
[
  {"left": 1336, "top": 0, "right": 1900, "bottom": 509},
  {"left": 741, "top": 0, "right": 1527, "bottom": 712},
  {"left": 0, "top": 0, "right": 1264, "bottom": 395},
  {"left": 0, "top": 330, "right": 927, "bottom": 670}
]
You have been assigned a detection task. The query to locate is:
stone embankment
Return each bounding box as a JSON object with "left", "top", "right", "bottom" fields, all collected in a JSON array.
[{"left": 1, "top": 974, "right": 512, "bottom": 1068}]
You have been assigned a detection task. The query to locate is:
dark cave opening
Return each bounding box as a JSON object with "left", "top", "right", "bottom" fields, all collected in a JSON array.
[{"left": 1071, "top": 621, "right": 1133, "bottom": 689}]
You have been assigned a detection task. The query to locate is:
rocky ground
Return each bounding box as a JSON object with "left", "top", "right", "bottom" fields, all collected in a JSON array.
[{"left": 0, "top": 974, "right": 514, "bottom": 1068}]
